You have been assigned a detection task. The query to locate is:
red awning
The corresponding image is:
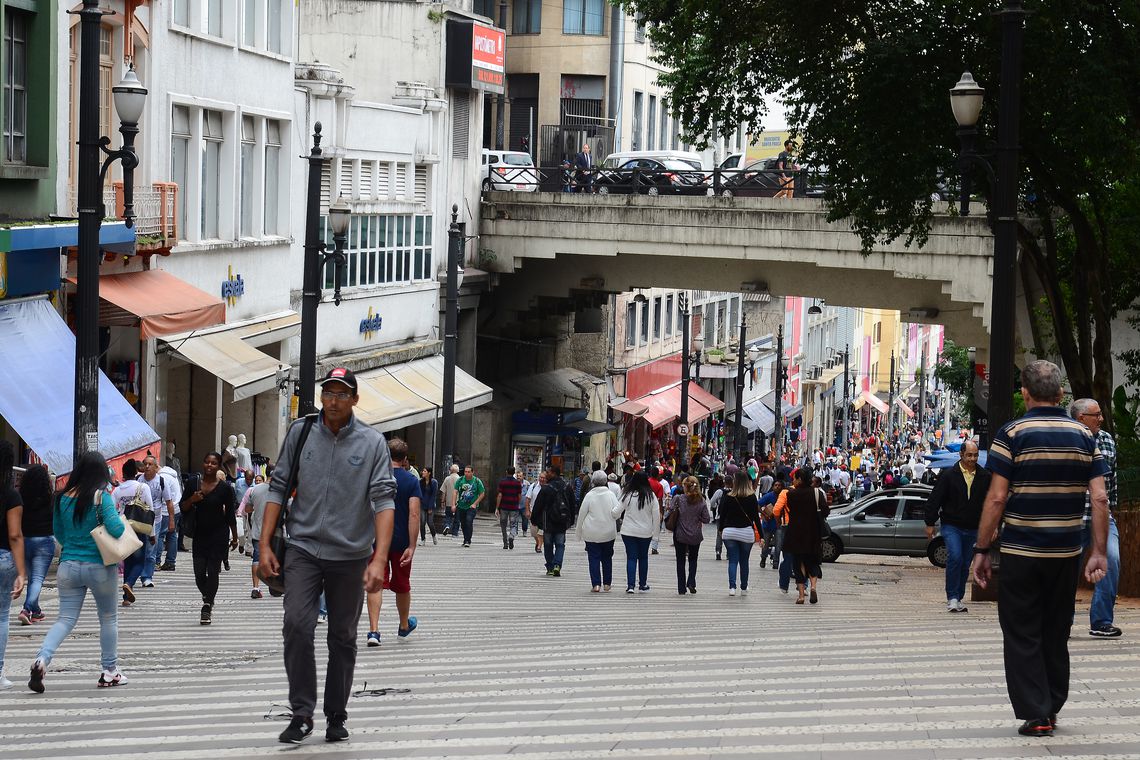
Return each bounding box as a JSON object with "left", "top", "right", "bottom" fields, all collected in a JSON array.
[
  {"left": 860, "top": 390, "right": 889, "bottom": 414},
  {"left": 895, "top": 396, "right": 915, "bottom": 418},
  {"left": 632, "top": 382, "right": 726, "bottom": 430},
  {"left": 69, "top": 269, "right": 226, "bottom": 339},
  {"left": 609, "top": 397, "right": 650, "bottom": 416}
]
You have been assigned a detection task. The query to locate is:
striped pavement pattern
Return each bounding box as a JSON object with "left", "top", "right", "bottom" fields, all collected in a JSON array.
[{"left": 2, "top": 514, "right": 1139, "bottom": 759}]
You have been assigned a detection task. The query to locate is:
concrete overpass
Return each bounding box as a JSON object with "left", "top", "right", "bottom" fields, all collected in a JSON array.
[{"left": 476, "top": 192, "right": 996, "bottom": 348}]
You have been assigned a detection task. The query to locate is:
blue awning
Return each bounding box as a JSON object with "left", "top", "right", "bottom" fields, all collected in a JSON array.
[{"left": 0, "top": 297, "right": 159, "bottom": 475}]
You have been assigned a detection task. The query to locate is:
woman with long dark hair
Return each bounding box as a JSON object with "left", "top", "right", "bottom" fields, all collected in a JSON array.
[
  {"left": 182, "top": 452, "right": 238, "bottom": 625},
  {"left": 29, "top": 451, "right": 126, "bottom": 692},
  {"left": 612, "top": 469, "right": 660, "bottom": 593},
  {"left": 776, "top": 468, "right": 830, "bottom": 604},
  {"left": 671, "top": 476, "right": 711, "bottom": 595},
  {"left": 419, "top": 467, "right": 439, "bottom": 546},
  {"left": 718, "top": 470, "right": 761, "bottom": 596},
  {"left": 17, "top": 464, "right": 53, "bottom": 626},
  {"left": 0, "top": 441, "right": 27, "bottom": 689}
]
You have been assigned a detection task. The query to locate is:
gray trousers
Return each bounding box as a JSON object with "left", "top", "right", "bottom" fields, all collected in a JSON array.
[{"left": 282, "top": 546, "right": 367, "bottom": 722}]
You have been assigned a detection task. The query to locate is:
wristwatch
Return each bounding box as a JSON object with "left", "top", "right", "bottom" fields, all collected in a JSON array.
[{"left": 972, "top": 544, "right": 991, "bottom": 555}]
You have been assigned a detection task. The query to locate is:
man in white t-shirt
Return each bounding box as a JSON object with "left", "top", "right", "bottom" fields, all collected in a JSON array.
[
  {"left": 158, "top": 464, "right": 183, "bottom": 568},
  {"left": 139, "top": 455, "right": 176, "bottom": 584},
  {"left": 440, "top": 464, "right": 460, "bottom": 536}
]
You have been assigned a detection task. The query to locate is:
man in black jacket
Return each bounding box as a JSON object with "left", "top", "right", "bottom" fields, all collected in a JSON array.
[
  {"left": 925, "top": 440, "right": 990, "bottom": 613},
  {"left": 531, "top": 466, "right": 574, "bottom": 577}
]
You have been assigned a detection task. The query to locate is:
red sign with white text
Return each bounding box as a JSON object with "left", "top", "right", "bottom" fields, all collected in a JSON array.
[{"left": 472, "top": 23, "right": 505, "bottom": 73}]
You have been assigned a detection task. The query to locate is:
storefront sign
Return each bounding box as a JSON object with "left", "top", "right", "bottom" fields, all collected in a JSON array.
[
  {"left": 221, "top": 266, "right": 244, "bottom": 306},
  {"left": 445, "top": 20, "right": 505, "bottom": 94},
  {"left": 359, "top": 306, "right": 383, "bottom": 339}
]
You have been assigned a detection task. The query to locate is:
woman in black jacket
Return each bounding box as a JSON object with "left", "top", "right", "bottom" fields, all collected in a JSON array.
[
  {"left": 780, "top": 468, "right": 830, "bottom": 605},
  {"left": 717, "top": 471, "right": 761, "bottom": 596},
  {"left": 182, "top": 452, "right": 238, "bottom": 625},
  {"left": 18, "top": 464, "right": 54, "bottom": 625}
]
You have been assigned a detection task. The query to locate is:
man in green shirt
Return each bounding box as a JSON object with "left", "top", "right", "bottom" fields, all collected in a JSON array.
[{"left": 455, "top": 466, "right": 485, "bottom": 547}]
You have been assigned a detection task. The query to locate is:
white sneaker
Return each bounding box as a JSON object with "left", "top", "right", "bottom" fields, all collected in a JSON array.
[
  {"left": 948, "top": 598, "right": 961, "bottom": 613},
  {"left": 740, "top": 588, "right": 749, "bottom": 596},
  {"left": 729, "top": 588, "right": 737, "bottom": 597},
  {"left": 97, "top": 670, "right": 128, "bottom": 688},
  {"left": 956, "top": 599, "right": 968, "bottom": 613},
  {"left": 0, "top": 676, "right": 13, "bottom": 690}
]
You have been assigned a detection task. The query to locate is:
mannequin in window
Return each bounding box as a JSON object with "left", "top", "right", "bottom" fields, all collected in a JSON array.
[{"left": 235, "top": 434, "right": 253, "bottom": 473}]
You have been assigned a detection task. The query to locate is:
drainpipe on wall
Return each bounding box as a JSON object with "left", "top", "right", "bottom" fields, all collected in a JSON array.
[{"left": 608, "top": 7, "right": 625, "bottom": 151}]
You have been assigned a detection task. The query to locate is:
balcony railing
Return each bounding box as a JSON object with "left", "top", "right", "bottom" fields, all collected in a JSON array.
[{"left": 67, "top": 181, "right": 179, "bottom": 249}]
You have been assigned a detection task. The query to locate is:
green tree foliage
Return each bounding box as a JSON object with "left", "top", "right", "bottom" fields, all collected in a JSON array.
[
  {"left": 934, "top": 340, "right": 972, "bottom": 400},
  {"left": 622, "top": 0, "right": 1140, "bottom": 426}
]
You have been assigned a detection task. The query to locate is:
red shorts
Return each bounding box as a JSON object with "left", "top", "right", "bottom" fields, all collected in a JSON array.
[{"left": 381, "top": 549, "right": 412, "bottom": 594}]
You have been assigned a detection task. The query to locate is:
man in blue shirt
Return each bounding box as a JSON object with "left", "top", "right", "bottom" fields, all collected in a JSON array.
[
  {"left": 365, "top": 437, "right": 422, "bottom": 648},
  {"left": 972, "top": 361, "right": 1110, "bottom": 738}
]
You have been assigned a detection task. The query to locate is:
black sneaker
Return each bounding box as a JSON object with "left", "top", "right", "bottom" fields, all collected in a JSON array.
[
  {"left": 1089, "top": 624, "right": 1123, "bottom": 638},
  {"left": 551, "top": 566, "right": 561, "bottom": 577},
  {"left": 1018, "top": 718, "right": 1054, "bottom": 737},
  {"left": 279, "top": 716, "right": 313, "bottom": 744},
  {"left": 28, "top": 660, "right": 45, "bottom": 693},
  {"left": 200, "top": 604, "right": 212, "bottom": 626},
  {"left": 326, "top": 719, "right": 349, "bottom": 742},
  {"left": 223, "top": 558, "right": 230, "bottom": 571}
]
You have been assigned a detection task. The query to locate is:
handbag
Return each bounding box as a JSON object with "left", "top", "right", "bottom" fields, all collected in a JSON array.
[
  {"left": 815, "top": 491, "right": 831, "bottom": 539},
  {"left": 266, "top": 414, "right": 318, "bottom": 598},
  {"left": 90, "top": 490, "right": 143, "bottom": 565},
  {"left": 123, "top": 486, "right": 154, "bottom": 536},
  {"left": 665, "top": 503, "right": 681, "bottom": 532},
  {"left": 730, "top": 495, "right": 762, "bottom": 544}
]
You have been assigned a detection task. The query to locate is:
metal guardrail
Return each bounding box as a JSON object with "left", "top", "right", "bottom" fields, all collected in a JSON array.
[
  {"left": 482, "top": 165, "right": 825, "bottom": 198},
  {"left": 66, "top": 181, "right": 179, "bottom": 242}
]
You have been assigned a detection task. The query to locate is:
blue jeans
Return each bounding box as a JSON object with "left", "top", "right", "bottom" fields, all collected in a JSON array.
[
  {"left": 622, "top": 535, "right": 651, "bottom": 589},
  {"left": 0, "top": 550, "right": 14, "bottom": 675},
  {"left": 459, "top": 508, "right": 476, "bottom": 544},
  {"left": 776, "top": 526, "right": 793, "bottom": 591},
  {"left": 724, "top": 539, "right": 753, "bottom": 590},
  {"left": 123, "top": 535, "right": 149, "bottom": 589},
  {"left": 160, "top": 513, "right": 180, "bottom": 568},
  {"left": 544, "top": 531, "right": 567, "bottom": 571},
  {"left": 144, "top": 513, "right": 166, "bottom": 580},
  {"left": 1090, "top": 517, "right": 1120, "bottom": 628},
  {"left": 447, "top": 509, "right": 459, "bottom": 535},
  {"left": 585, "top": 540, "right": 614, "bottom": 587},
  {"left": 22, "top": 536, "right": 57, "bottom": 615},
  {"left": 941, "top": 523, "right": 977, "bottom": 602},
  {"left": 36, "top": 561, "right": 120, "bottom": 672}
]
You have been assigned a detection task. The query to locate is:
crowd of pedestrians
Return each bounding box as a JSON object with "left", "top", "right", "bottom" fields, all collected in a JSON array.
[{"left": 0, "top": 360, "right": 1125, "bottom": 744}]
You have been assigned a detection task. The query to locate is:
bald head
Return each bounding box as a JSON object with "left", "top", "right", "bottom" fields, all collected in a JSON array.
[{"left": 961, "top": 440, "right": 979, "bottom": 472}]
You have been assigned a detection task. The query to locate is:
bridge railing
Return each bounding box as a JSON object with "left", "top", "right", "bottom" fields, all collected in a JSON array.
[{"left": 482, "top": 165, "right": 826, "bottom": 198}]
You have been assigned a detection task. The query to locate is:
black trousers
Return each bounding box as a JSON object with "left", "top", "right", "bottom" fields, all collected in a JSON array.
[
  {"left": 674, "top": 541, "right": 700, "bottom": 592},
  {"left": 192, "top": 539, "right": 227, "bottom": 606},
  {"left": 998, "top": 552, "right": 1079, "bottom": 719}
]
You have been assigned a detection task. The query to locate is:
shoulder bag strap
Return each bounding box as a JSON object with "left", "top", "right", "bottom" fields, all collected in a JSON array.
[{"left": 273, "top": 414, "right": 318, "bottom": 537}]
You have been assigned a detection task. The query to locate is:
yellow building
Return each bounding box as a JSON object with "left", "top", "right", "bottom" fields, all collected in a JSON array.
[{"left": 861, "top": 308, "right": 906, "bottom": 395}]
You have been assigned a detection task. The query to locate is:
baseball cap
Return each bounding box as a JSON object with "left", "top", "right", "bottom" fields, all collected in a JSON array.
[{"left": 320, "top": 367, "right": 358, "bottom": 392}]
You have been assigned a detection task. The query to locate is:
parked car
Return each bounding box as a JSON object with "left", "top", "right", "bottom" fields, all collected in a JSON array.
[
  {"left": 820, "top": 485, "right": 947, "bottom": 567},
  {"left": 600, "top": 150, "right": 706, "bottom": 171},
  {"left": 718, "top": 157, "right": 784, "bottom": 197},
  {"left": 481, "top": 149, "right": 539, "bottom": 192},
  {"left": 594, "top": 158, "right": 709, "bottom": 196}
]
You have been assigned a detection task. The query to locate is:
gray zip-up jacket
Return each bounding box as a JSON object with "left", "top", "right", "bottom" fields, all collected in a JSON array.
[{"left": 268, "top": 412, "right": 396, "bottom": 561}]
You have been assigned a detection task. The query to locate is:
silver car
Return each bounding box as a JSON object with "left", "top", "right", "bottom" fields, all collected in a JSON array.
[{"left": 821, "top": 486, "right": 947, "bottom": 567}]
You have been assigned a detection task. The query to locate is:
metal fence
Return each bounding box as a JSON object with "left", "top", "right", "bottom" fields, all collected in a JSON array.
[{"left": 482, "top": 164, "right": 821, "bottom": 198}]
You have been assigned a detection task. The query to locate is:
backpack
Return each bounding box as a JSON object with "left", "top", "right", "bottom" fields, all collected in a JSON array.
[{"left": 123, "top": 484, "right": 154, "bottom": 536}]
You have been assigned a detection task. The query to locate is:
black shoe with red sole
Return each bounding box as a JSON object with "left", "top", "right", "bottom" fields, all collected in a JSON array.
[{"left": 1018, "top": 719, "right": 1054, "bottom": 737}]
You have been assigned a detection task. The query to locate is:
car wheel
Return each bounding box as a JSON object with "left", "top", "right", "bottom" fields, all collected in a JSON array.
[
  {"left": 596, "top": 185, "right": 609, "bottom": 195},
  {"left": 820, "top": 535, "right": 841, "bottom": 563},
  {"left": 481, "top": 178, "right": 492, "bottom": 191},
  {"left": 647, "top": 186, "right": 660, "bottom": 196},
  {"left": 721, "top": 189, "right": 734, "bottom": 198},
  {"left": 928, "top": 538, "right": 947, "bottom": 568}
]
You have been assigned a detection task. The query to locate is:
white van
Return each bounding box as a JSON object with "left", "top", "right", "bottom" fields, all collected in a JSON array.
[
  {"left": 481, "top": 149, "right": 538, "bottom": 192},
  {"left": 599, "top": 150, "right": 706, "bottom": 171}
]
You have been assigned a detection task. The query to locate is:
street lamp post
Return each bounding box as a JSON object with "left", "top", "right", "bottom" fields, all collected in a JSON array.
[
  {"left": 297, "top": 121, "right": 350, "bottom": 416},
  {"left": 439, "top": 206, "right": 465, "bottom": 477},
  {"left": 496, "top": 0, "right": 508, "bottom": 150},
  {"left": 773, "top": 325, "right": 784, "bottom": 460},
  {"left": 733, "top": 312, "right": 747, "bottom": 457},
  {"left": 950, "top": 0, "right": 1027, "bottom": 446},
  {"left": 842, "top": 344, "right": 850, "bottom": 451},
  {"left": 677, "top": 294, "right": 703, "bottom": 470},
  {"left": 73, "top": 0, "right": 147, "bottom": 465}
]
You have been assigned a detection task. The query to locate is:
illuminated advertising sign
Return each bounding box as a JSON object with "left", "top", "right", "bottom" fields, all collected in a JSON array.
[{"left": 446, "top": 20, "right": 506, "bottom": 94}]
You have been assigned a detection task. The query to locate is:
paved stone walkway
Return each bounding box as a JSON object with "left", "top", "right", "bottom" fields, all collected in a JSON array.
[{"left": 2, "top": 516, "right": 1139, "bottom": 759}]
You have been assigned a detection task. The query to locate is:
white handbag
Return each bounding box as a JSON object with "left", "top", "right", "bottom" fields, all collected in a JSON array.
[{"left": 89, "top": 490, "right": 143, "bottom": 565}]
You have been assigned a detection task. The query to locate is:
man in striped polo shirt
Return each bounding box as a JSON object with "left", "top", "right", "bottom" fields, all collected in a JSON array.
[{"left": 971, "top": 360, "right": 1110, "bottom": 738}]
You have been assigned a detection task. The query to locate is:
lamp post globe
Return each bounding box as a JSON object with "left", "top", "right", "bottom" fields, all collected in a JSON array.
[
  {"left": 747, "top": 345, "right": 761, "bottom": 363},
  {"left": 328, "top": 196, "right": 352, "bottom": 236},
  {"left": 950, "top": 71, "right": 985, "bottom": 128},
  {"left": 111, "top": 68, "right": 147, "bottom": 125},
  {"left": 692, "top": 335, "right": 704, "bottom": 355}
]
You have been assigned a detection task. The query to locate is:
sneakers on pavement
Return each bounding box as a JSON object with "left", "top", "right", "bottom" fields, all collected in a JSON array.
[
  {"left": 637, "top": 585, "right": 650, "bottom": 593},
  {"left": 97, "top": 670, "right": 128, "bottom": 688},
  {"left": 740, "top": 587, "right": 749, "bottom": 596},
  {"left": 948, "top": 598, "right": 961, "bottom": 613},
  {"left": 367, "top": 632, "right": 381, "bottom": 647},
  {"left": 1090, "top": 624, "right": 1123, "bottom": 638},
  {"left": 0, "top": 676, "right": 12, "bottom": 690},
  {"left": 432, "top": 535, "right": 438, "bottom": 545},
  {"left": 279, "top": 717, "right": 314, "bottom": 744},
  {"left": 1018, "top": 718, "right": 1054, "bottom": 737},
  {"left": 729, "top": 587, "right": 737, "bottom": 597},
  {"left": 28, "top": 661, "right": 45, "bottom": 693},
  {"left": 251, "top": 588, "right": 263, "bottom": 599},
  {"left": 141, "top": 579, "right": 154, "bottom": 588},
  {"left": 17, "top": 610, "right": 31, "bottom": 626},
  {"left": 326, "top": 719, "right": 349, "bottom": 743},
  {"left": 626, "top": 587, "right": 635, "bottom": 594},
  {"left": 551, "top": 566, "right": 561, "bottom": 577},
  {"left": 122, "top": 583, "right": 136, "bottom": 604},
  {"left": 398, "top": 617, "right": 418, "bottom": 638},
  {"left": 29, "top": 611, "right": 45, "bottom": 623},
  {"left": 956, "top": 600, "right": 968, "bottom": 613},
  {"left": 200, "top": 604, "right": 212, "bottom": 625}
]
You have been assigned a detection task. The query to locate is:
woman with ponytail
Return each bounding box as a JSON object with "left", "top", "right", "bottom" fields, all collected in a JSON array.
[{"left": 669, "top": 476, "right": 711, "bottom": 595}]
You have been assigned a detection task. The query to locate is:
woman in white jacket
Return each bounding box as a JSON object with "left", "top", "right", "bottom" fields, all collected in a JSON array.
[
  {"left": 575, "top": 471, "right": 620, "bottom": 592},
  {"left": 612, "top": 470, "right": 660, "bottom": 594}
]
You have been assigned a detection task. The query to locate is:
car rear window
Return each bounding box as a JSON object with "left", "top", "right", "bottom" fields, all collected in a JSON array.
[
  {"left": 502, "top": 154, "right": 533, "bottom": 166},
  {"left": 662, "top": 160, "right": 701, "bottom": 170}
]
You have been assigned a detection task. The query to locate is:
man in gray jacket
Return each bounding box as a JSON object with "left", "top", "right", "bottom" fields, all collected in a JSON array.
[{"left": 260, "top": 367, "right": 396, "bottom": 745}]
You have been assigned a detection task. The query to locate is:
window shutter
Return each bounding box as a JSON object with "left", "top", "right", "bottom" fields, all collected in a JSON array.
[
  {"left": 395, "top": 164, "right": 407, "bottom": 198},
  {"left": 414, "top": 165, "right": 429, "bottom": 206},
  {"left": 360, "top": 161, "right": 374, "bottom": 199},
  {"left": 377, "top": 162, "right": 391, "bottom": 198},
  {"left": 319, "top": 161, "right": 332, "bottom": 210},
  {"left": 451, "top": 94, "right": 470, "bottom": 159},
  {"left": 339, "top": 158, "right": 355, "bottom": 199}
]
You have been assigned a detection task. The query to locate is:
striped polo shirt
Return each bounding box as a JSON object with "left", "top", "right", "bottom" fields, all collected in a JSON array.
[{"left": 987, "top": 406, "right": 1110, "bottom": 558}]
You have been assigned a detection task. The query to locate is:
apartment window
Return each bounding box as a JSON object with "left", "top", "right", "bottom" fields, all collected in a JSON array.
[
  {"left": 652, "top": 296, "right": 662, "bottom": 339},
  {"left": 634, "top": 14, "right": 645, "bottom": 42},
  {"left": 647, "top": 96, "right": 656, "bottom": 150},
  {"left": 173, "top": 0, "right": 189, "bottom": 26},
  {"left": 659, "top": 104, "right": 668, "bottom": 155},
  {"left": 266, "top": 0, "right": 283, "bottom": 53},
  {"left": 207, "top": 0, "right": 222, "bottom": 36},
  {"left": 631, "top": 91, "right": 643, "bottom": 151},
  {"left": 323, "top": 214, "right": 433, "bottom": 289},
  {"left": 201, "top": 109, "right": 223, "bottom": 239},
  {"left": 665, "top": 294, "right": 674, "bottom": 334},
  {"left": 729, "top": 297, "right": 739, "bottom": 336},
  {"left": 703, "top": 304, "right": 715, "bottom": 347},
  {"left": 625, "top": 303, "right": 636, "bottom": 348},
  {"left": 717, "top": 302, "right": 727, "bottom": 345},
  {"left": 639, "top": 298, "right": 649, "bottom": 344},
  {"left": 671, "top": 116, "right": 679, "bottom": 151},
  {"left": 2, "top": 9, "right": 27, "bottom": 163},
  {"left": 474, "top": 0, "right": 495, "bottom": 17},
  {"left": 563, "top": 0, "right": 603, "bottom": 35},
  {"left": 264, "top": 119, "right": 281, "bottom": 234},
  {"left": 242, "top": 0, "right": 256, "bottom": 45},
  {"left": 873, "top": 321, "right": 882, "bottom": 344},
  {"left": 239, "top": 116, "right": 255, "bottom": 236},
  {"left": 872, "top": 362, "right": 879, "bottom": 385},
  {"left": 170, "top": 105, "right": 191, "bottom": 240},
  {"left": 513, "top": 0, "right": 541, "bottom": 34}
]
